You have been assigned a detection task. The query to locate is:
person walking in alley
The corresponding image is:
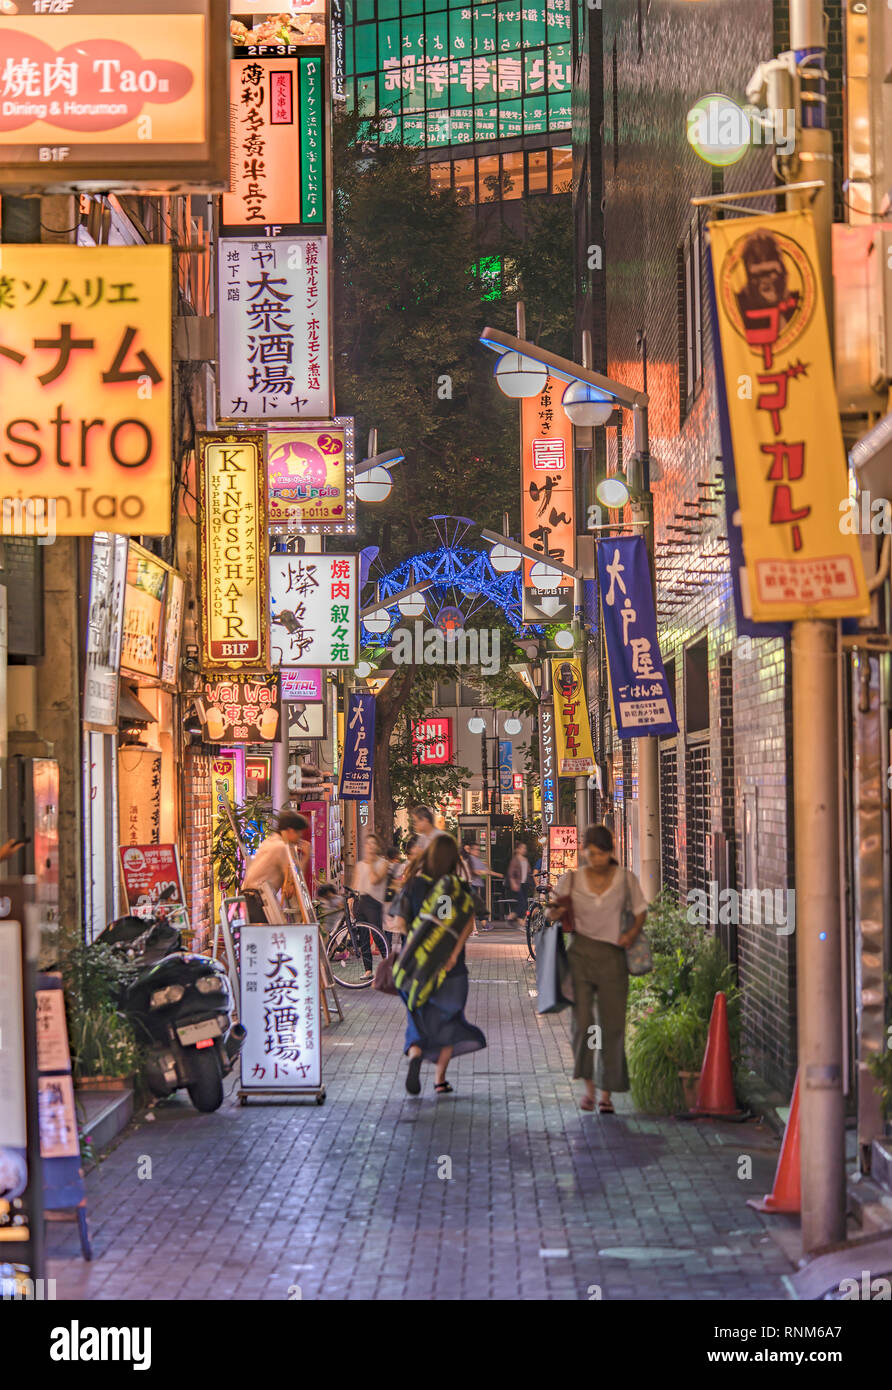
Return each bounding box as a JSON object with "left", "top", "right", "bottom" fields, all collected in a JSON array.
[
  {"left": 409, "top": 805, "right": 436, "bottom": 853},
  {"left": 352, "top": 831, "right": 390, "bottom": 978},
  {"left": 241, "top": 811, "right": 309, "bottom": 923},
  {"left": 389, "top": 833, "right": 486, "bottom": 1096},
  {"left": 549, "top": 824, "right": 647, "bottom": 1114},
  {"left": 506, "top": 841, "right": 531, "bottom": 923}
]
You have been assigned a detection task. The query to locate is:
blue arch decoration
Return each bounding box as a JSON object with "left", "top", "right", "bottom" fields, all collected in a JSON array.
[{"left": 361, "top": 516, "right": 530, "bottom": 646}]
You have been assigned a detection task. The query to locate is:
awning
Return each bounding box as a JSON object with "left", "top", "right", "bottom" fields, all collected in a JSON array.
[
  {"left": 117, "top": 682, "right": 156, "bottom": 725},
  {"left": 849, "top": 411, "right": 892, "bottom": 497}
]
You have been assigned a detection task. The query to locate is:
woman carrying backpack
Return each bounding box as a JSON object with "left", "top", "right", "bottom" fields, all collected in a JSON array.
[
  {"left": 389, "top": 833, "right": 486, "bottom": 1096},
  {"left": 548, "top": 823, "right": 648, "bottom": 1114}
]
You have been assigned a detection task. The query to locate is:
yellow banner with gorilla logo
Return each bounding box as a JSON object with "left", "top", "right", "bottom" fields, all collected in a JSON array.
[
  {"left": 551, "top": 657, "right": 595, "bottom": 776},
  {"left": 709, "top": 209, "right": 868, "bottom": 620}
]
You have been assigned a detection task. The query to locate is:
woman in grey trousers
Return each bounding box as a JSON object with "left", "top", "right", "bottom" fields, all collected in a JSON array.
[{"left": 549, "top": 824, "right": 648, "bottom": 1113}]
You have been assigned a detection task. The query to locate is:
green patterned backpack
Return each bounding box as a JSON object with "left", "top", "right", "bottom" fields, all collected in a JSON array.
[{"left": 391, "top": 872, "right": 474, "bottom": 1010}]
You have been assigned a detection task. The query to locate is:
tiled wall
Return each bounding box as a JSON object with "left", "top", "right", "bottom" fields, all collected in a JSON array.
[{"left": 184, "top": 749, "right": 213, "bottom": 949}]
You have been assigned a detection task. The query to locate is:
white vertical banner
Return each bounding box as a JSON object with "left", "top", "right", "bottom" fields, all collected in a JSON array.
[
  {"left": 240, "top": 923, "right": 321, "bottom": 1091},
  {"left": 217, "top": 237, "right": 330, "bottom": 422}
]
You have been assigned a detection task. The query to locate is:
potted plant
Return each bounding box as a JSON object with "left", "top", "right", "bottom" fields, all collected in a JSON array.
[
  {"left": 71, "top": 1001, "right": 141, "bottom": 1090},
  {"left": 628, "top": 1000, "right": 709, "bottom": 1114}
]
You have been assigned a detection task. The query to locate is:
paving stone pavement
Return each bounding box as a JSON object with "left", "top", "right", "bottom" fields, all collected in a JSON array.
[{"left": 48, "top": 942, "right": 796, "bottom": 1301}]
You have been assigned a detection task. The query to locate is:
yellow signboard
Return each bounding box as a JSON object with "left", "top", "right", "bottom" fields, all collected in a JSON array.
[
  {"left": 551, "top": 657, "right": 596, "bottom": 777},
  {"left": 710, "top": 209, "right": 868, "bottom": 620},
  {"left": 198, "top": 433, "right": 269, "bottom": 670},
  {"left": 0, "top": 245, "right": 172, "bottom": 535}
]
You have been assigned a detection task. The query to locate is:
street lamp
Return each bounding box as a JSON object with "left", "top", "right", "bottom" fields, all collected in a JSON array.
[
  {"left": 354, "top": 428, "right": 405, "bottom": 504},
  {"left": 493, "top": 351, "right": 548, "bottom": 398},
  {"left": 596, "top": 474, "right": 632, "bottom": 509},
  {"left": 397, "top": 568, "right": 427, "bottom": 618},
  {"left": 479, "top": 321, "right": 660, "bottom": 901},
  {"left": 552, "top": 628, "right": 575, "bottom": 651}
]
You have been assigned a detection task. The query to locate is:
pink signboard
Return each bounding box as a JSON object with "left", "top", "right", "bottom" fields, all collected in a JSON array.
[
  {"left": 298, "top": 799, "right": 327, "bottom": 894},
  {"left": 119, "top": 843, "right": 186, "bottom": 919},
  {"left": 281, "top": 668, "right": 324, "bottom": 701}
]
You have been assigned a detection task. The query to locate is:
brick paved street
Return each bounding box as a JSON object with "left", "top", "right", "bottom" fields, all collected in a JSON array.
[{"left": 48, "top": 942, "right": 795, "bottom": 1301}]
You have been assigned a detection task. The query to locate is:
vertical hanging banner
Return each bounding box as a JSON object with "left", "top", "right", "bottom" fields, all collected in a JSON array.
[
  {"left": 709, "top": 209, "right": 869, "bottom": 620},
  {"left": 0, "top": 246, "right": 172, "bottom": 534},
  {"left": 538, "top": 701, "right": 556, "bottom": 827},
  {"left": 551, "top": 657, "right": 596, "bottom": 775},
  {"left": 83, "top": 533, "right": 129, "bottom": 730},
  {"left": 521, "top": 377, "right": 576, "bottom": 623},
  {"left": 198, "top": 433, "right": 269, "bottom": 670},
  {"left": 339, "top": 692, "right": 375, "bottom": 800},
  {"left": 217, "top": 237, "right": 330, "bottom": 421},
  {"left": 597, "top": 536, "right": 678, "bottom": 739},
  {"left": 268, "top": 553, "right": 357, "bottom": 666},
  {"left": 223, "top": 50, "right": 325, "bottom": 235},
  {"left": 330, "top": 0, "right": 347, "bottom": 100}
]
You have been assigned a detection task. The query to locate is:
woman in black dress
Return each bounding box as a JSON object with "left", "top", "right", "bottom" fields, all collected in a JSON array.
[{"left": 390, "top": 834, "right": 486, "bottom": 1096}]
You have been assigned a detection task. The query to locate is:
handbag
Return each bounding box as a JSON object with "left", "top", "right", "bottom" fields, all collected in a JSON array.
[
  {"left": 535, "top": 921, "right": 574, "bottom": 1014},
  {"left": 621, "top": 869, "right": 653, "bottom": 976},
  {"left": 372, "top": 949, "right": 400, "bottom": 996}
]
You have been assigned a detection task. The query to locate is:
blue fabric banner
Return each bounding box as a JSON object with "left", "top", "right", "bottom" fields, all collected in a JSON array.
[
  {"left": 597, "top": 535, "right": 679, "bottom": 739},
  {"left": 339, "top": 691, "right": 375, "bottom": 800}
]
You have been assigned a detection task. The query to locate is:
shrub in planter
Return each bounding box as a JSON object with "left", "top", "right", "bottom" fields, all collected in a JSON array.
[
  {"left": 70, "top": 1001, "right": 141, "bottom": 1086},
  {"left": 628, "top": 1001, "right": 709, "bottom": 1115}
]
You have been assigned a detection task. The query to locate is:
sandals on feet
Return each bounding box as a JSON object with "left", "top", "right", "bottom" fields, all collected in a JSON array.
[
  {"left": 434, "top": 1081, "right": 453, "bottom": 1094},
  {"left": 598, "top": 1100, "right": 615, "bottom": 1114},
  {"left": 580, "top": 1094, "right": 595, "bottom": 1111},
  {"left": 405, "top": 1054, "right": 422, "bottom": 1095}
]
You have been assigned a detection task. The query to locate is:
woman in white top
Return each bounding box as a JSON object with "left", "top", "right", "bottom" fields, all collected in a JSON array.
[
  {"left": 352, "top": 832, "right": 389, "bottom": 978},
  {"left": 549, "top": 823, "right": 648, "bottom": 1114}
]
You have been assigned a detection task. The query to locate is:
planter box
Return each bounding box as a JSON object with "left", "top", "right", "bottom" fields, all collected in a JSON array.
[
  {"left": 75, "top": 1075, "right": 132, "bottom": 1092},
  {"left": 678, "top": 1070, "right": 701, "bottom": 1110}
]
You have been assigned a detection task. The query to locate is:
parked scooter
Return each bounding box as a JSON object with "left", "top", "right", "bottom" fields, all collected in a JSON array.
[{"left": 95, "top": 909, "right": 246, "bottom": 1113}]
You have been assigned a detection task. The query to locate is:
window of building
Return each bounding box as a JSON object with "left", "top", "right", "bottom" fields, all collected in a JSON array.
[
  {"left": 551, "top": 146, "right": 572, "bottom": 192},
  {"left": 452, "top": 159, "right": 474, "bottom": 202},
  {"left": 501, "top": 151, "right": 523, "bottom": 199},
  {"left": 684, "top": 636, "right": 709, "bottom": 735},
  {"left": 430, "top": 162, "right": 452, "bottom": 192},
  {"left": 478, "top": 154, "right": 500, "bottom": 202},
  {"left": 527, "top": 148, "right": 548, "bottom": 193}
]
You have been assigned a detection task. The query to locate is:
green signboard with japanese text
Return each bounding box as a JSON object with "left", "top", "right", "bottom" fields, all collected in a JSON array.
[{"left": 346, "top": 0, "right": 571, "bottom": 146}]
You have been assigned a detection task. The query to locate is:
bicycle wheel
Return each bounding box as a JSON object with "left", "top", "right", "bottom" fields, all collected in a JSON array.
[
  {"left": 327, "top": 922, "right": 389, "bottom": 989},
  {"left": 525, "top": 905, "right": 544, "bottom": 961}
]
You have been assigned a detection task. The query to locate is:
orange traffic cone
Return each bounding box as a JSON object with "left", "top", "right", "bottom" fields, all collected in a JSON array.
[
  {"left": 689, "top": 991, "right": 744, "bottom": 1117},
  {"left": 746, "top": 1071, "right": 801, "bottom": 1213}
]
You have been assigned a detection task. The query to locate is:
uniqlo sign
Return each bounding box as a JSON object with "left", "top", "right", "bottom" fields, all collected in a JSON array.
[{"left": 411, "top": 717, "right": 452, "bottom": 766}]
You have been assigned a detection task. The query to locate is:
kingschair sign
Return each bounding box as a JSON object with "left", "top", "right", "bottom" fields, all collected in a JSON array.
[
  {"left": 597, "top": 535, "right": 678, "bottom": 739},
  {"left": 0, "top": 245, "right": 171, "bottom": 535},
  {"left": 197, "top": 433, "right": 269, "bottom": 670},
  {"left": 709, "top": 209, "right": 869, "bottom": 621}
]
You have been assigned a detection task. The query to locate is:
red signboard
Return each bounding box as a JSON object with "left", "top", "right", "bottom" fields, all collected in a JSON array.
[
  {"left": 118, "top": 843, "right": 185, "bottom": 919},
  {"left": 411, "top": 717, "right": 452, "bottom": 766}
]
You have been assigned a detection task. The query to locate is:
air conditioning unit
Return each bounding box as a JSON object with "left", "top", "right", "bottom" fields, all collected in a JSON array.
[{"left": 833, "top": 223, "right": 892, "bottom": 413}]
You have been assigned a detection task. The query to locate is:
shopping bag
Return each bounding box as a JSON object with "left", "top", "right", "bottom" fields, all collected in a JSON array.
[{"left": 535, "top": 922, "right": 574, "bottom": 1014}]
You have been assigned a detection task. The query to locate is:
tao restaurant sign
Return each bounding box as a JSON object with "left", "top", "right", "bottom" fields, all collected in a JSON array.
[
  {"left": 0, "top": 0, "right": 229, "bottom": 193},
  {"left": 198, "top": 433, "right": 269, "bottom": 670}
]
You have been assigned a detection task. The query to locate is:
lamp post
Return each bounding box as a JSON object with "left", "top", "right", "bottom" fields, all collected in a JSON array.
[{"left": 480, "top": 326, "right": 660, "bottom": 899}]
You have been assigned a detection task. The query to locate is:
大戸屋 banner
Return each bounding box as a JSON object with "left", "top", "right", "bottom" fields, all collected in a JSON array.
[
  {"left": 339, "top": 691, "right": 375, "bottom": 801},
  {"left": 597, "top": 536, "right": 678, "bottom": 740},
  {"left": 709, "top": 209, "right": 868, "bottom": 621}
]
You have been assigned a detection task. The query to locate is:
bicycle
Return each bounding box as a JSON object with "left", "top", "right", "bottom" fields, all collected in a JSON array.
[
  {"left": 524, "top": 874, "right": 553, "bottom": 962},
  {"left": 324, "top": 886, "right": 390, "bottom": 990}
]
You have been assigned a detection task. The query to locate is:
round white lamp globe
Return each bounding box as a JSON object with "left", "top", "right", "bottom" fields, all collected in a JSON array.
[
  {"left": 467, "top": 715, "right": 486, "bottom": 735},
  {"left": 493, "top": 351, "right": 548, "bottom": 399},
  {"left": 363, "top": 608, "right": 391, "bottom": 634},
  {"left": 553, "top": 628, "right": 575, "bottom": 650},
  {"left": 489, "top": 542, "right": 522, "bottom": 574},
  {"left": 397, "top": 589, "right": 427, "bottom": 618},
  {"left": 354, "top": 661, "right": 373, "bottom": 678},
  {"left": 504, "top": 717, "right": 522, "bottom": 735},
  {"left": 561, "top": 379, "right": 616, "bottom": 427},
  {"left": 355, "top": 466, "right": 393, "bottom": 503},
  {"left": 530, "top": 559, "right": 563, "bottom": 590},
  {"left": 596, "top": 475, "right": 631, "bottom": 509}
]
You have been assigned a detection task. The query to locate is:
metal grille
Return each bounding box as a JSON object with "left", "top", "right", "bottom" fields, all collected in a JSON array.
[
  {"left": 659, "top": 745, "right": 679, "bottom": 900},
  {"left": 685, "top": 741, "right": 711, "bottom": 898}
]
